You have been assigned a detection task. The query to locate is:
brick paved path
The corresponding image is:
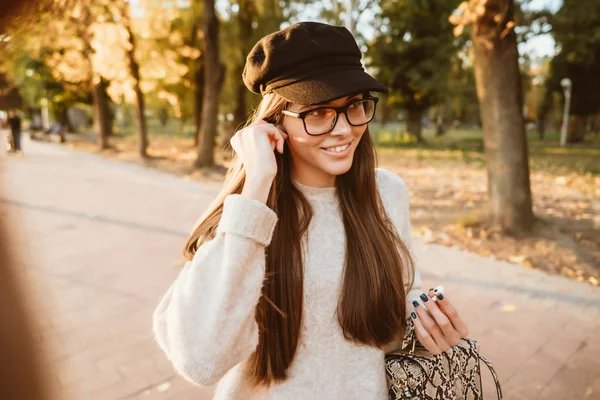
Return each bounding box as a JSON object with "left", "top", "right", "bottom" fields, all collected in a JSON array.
[{"left": 1, "top": 132, "right": 599, "bottom": 400}]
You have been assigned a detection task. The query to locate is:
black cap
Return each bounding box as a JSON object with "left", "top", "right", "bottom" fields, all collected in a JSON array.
[{"left": 243, "top": 22, "right": 388, "bottom": 105}]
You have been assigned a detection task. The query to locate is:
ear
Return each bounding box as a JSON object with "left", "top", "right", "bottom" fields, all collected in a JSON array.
[{"left": 277, "top": 121, "right": 288, "bottom": 135}]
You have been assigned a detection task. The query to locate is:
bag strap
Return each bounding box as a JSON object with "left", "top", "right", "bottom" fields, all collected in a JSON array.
[{"left": 478, "top": 353, "right": 503, "bottom": 400}]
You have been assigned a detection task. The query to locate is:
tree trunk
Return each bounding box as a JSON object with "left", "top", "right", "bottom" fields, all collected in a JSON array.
[
  {"left": 189, "top": 14, "right": 203, "bottom": 148},
  {"left": 122, "top": 2, "right": 148, "bottom": 158},
  {"left": 194, "top": 0, "right": 224, "bottom": 168},
  {"left": 79, "top": 4, "right": 110, "bottom": 149},
  {"left": 406, "top": 108, "right": 423, "bottom": 142},
  {"left": 230, "top": 0, "right": 254, "bottom": 142},
  {"left": 471, "top": 0, "right": 534, "bottom": 233},
  {"left": 92, "top": 79, "right": 112, "bottom": 150},
  {"left": 567, "top": 115, "right": 586, "bottom": 143},
  {"left": 193, "top": 61, "right": 204, "bottom": 147}
]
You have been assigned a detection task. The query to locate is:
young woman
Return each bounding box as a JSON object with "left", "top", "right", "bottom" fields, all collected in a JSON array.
[{"left": 153, "top": 21, "right": 469, "bottom": 399}]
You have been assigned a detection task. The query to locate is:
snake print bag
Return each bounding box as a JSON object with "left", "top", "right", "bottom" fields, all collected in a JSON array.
[{"left": 385, "top": 318, "right": 503, "bottom": 400}]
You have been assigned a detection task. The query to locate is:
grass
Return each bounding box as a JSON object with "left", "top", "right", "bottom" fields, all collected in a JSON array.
[{"left": 112, "top": 118, "right": 197, "bottom": 140}]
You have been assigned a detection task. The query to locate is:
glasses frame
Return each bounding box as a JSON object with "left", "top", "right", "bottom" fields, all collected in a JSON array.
[{"left": 281, "top": 96, "right": 379, "bottom": 136}]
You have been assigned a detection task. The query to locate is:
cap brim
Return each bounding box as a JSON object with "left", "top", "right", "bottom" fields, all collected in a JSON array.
[{"left": 272, "top": 69, "right": 388, "bottom": 105}]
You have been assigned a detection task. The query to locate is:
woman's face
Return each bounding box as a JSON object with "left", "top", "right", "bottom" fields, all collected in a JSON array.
[{"left": 282, "top": 94, "right": 368, "bottom": 187}]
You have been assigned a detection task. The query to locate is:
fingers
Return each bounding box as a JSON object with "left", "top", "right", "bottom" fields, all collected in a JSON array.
[
  {"left": 230, "top": 122, "right": 288, "bottom": 158},
  {"left": 432, "top": 292, "right": 469, "bottom": 338},
  {"left": 265, "top": 127, "right": 287, "bottom": 154},
  {"left": 412, "top": 300, "right": 451, "bottom": 353},
  {"left": 411, "top": 312, "right": 441, "bottom": 355},
  {"left": 422, "top": 296, "right": 462, "bottom": 347},
  {"left": 239, "top": 121, "right": 288, "bottom": 154}
]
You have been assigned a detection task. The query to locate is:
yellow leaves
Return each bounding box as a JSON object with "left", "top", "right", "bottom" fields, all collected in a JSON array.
[
  {"left": 178, "top": 45, "right": 201, "bottom": 59},
  {"left": 474, "top": 4, "right": 487, "bottom": 17},
  {"left": 72, "top": 4, "right": 81, "bottom": 19},
  {"left": 107, "top": 80, "right": 137, "bottom": 104},
  {"left": 449, "top": 0, "right": 516, "bottom": 39},
  {"left": 89, "top": 22, "right": 135, "bottom": 101},
  {"left": 555, "top": 176, "right": 567, "bottom": 184},
  {"left": 508, "top": 255, "right": 525, "bottom": 264},
  {"left": 448, "top": 10, "right": 464, "bottom": 26},
  {"left": 168, "top": 31, "right": 184, "bottom": 47},
  {"left": 457, "top": 1, "right": 470, "bottom": 13},
  {"left": 453, "top": 25, "right": 465, "bottom": 37},
  {"left": 47, "top": 49, "right": 90, "bottom": 84}
]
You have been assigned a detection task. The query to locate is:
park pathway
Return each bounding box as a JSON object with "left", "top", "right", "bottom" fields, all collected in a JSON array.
[{"left": 1, "top": 131, "right": 599, "bottom": 400}]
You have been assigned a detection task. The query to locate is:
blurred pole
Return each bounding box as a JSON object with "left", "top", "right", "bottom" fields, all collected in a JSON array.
[
  {"left": 560, "top": 78, "right": 572, "bottom": 147},
  {"left": 345, "top": 0, "right": 354, "bottom": 34},
  {"left": 41, "top": 97, "right": 50, "bottom": 131}
]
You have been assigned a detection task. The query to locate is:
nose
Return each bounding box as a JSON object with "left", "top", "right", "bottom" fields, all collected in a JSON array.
[{"left": 330, "top": 113, "right": 352, "bottom": 136}]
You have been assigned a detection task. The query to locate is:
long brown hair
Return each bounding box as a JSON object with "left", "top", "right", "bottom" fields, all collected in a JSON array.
[{"left": 184, "top": 93, "right": 415, "bottom": 386}]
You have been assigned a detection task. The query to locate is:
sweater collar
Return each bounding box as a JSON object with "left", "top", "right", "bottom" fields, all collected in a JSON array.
[{"left": 291, "top": 179, "right": 338, "bottom": 201}]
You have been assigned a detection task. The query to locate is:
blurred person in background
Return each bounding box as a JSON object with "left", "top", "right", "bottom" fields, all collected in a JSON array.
[
  {"left": 153, "top": 22, "right": 470, "bottom": 399},
  {"left": 7, "top": 109, "right": 23, "bottom": 154}
]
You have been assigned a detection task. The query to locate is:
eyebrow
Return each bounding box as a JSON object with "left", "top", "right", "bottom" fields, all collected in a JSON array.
[{"left": 298, "top": 94, "right": 363, "bottom": 112}]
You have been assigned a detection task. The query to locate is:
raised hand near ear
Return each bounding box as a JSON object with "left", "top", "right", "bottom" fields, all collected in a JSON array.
[{"left": 230, "top": 120, "right": 288, "bottom": 204}]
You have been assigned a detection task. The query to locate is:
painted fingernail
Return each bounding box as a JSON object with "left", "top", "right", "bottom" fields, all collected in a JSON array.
[
  {"left": 411, "top": 312, "right": 417, "bottom": 319},
  {"left": 429, "top": 288, "right": 435, "bottom": 292},
  {"left": 437, "top": 293, "right": 444, "bottom": 301},
  {"left": 412, "top": 300, "right": 420, "bottom": 308},
  {"left": 419, "top": 293, "right": 429, "bottom": 302}
]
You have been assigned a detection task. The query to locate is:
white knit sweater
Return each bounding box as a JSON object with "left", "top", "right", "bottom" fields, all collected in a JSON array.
[{"left": 153, "top": 168, "right": 423, "bottom": 399}]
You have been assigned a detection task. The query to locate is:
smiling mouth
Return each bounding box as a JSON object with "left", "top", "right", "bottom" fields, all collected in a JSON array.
[{"left": 321, "top": 140, "right": 353, "bottom": 153}]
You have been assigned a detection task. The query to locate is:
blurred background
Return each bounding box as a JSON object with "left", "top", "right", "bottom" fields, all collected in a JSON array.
[{"left": 0, "top": 0, "right": 598, "bottom": 399}]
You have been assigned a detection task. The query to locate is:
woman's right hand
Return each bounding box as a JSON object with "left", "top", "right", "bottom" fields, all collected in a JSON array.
[
  {"left": 230, "top": 120, "right": 288, "bottom": 182},
  {"left": 231, "top": 120, "right": 288, "bottom": 204}
]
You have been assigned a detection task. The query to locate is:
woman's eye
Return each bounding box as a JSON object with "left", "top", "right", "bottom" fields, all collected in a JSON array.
[
  {"left": 307, "top": 109, "right": 330, "bottom": 118},
  {"left": 349, "top": 102, "right": 361, "bottom": 109}
]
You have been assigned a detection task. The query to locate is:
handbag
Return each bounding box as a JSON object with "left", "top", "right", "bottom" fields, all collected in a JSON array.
[{"left": 385, "top": 318, "right": 503, "bottom": 400}]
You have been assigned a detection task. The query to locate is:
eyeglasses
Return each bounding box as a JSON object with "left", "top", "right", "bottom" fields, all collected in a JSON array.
[{"left": 282, "top": 96, "right": 379, "bottom": 136}]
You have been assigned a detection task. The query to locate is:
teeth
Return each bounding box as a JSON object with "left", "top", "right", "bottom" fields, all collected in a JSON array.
[{"left": 324, "top": 143, "right": 349, "bottom": 153}]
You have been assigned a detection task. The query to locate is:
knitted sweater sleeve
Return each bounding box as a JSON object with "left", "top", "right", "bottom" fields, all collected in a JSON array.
[{"left": 152, "top": 194, "right": 278, "bottom": 386}]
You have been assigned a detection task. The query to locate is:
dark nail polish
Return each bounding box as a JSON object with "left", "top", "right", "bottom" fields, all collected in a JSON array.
[
  {"left": 429, "top": 288, "right": 435, "bottom": 292},
  {"left": 437, "top": 293, "right": 444, "bottom": 301},
  {"left": 411, "top": 312, "right": 417, "bottom": 319},
  {"left": 412, "top": 300, "right": 420, "bottom": 308},
  {"left": 419, "top": 293, "right": 429, "bottom": 302}
]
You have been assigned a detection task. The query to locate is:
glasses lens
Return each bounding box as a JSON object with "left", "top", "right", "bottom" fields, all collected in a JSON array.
[
  {"left": 347, "top": 99, "right": 375, "bottom": 126},
  {"left": 304, "top": 108, "right": 336, "bottom": 135}
]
